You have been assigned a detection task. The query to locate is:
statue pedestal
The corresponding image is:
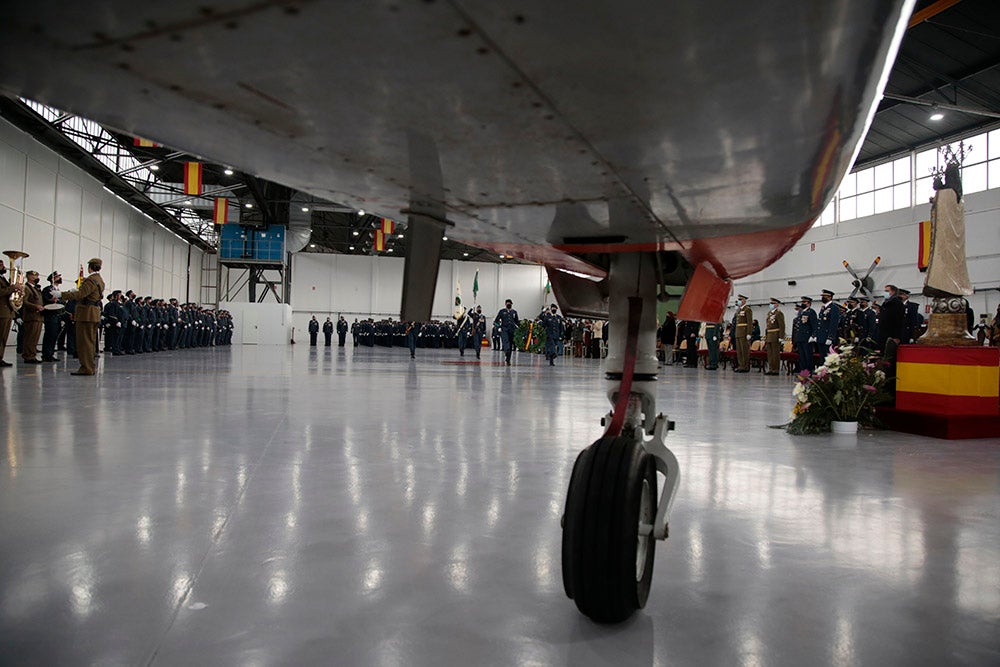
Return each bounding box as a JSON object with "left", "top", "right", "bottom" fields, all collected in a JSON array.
[
  {"left": 917, "top": 312, "right": 976, "bottom": 346},
  {"left": 877, "top": 345, "right": 1000, "bottom": 439}
]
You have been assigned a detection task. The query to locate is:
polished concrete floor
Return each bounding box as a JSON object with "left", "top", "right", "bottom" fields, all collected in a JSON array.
[{"left": 1, "top": 344, "right": 998, "bottom": 666}]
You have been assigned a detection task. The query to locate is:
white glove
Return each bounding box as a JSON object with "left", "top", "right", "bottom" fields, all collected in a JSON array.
[
  {"left": 746, "top": 335, "right": 751, "bottom": 340},
  {"left": 808, "top": 336, "right": 816, "bottom": 343},
  {"left": 825, "top": 339, "right": 832, "bottom": 346},
  {"left": 51, "top": 289, "right": 61, "bottom": 299},
  {"left": 117, "top": 322, "right": 122, "bottom": 328},
  {"left": 132, "top": 320, "right": 137, "bottom": 326}
]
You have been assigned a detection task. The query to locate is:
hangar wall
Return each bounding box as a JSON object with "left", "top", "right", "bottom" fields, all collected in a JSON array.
[
  {"left": 288, "top": 253, "right": 549, "bottom": 336},
  {"left": 729, "top": 187, "right": 1000, "bottom": 324},
  {"left": 0, "top": 117, "right": 202, "bottom": 302}
]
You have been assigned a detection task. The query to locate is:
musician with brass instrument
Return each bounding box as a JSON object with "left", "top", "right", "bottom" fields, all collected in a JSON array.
[
  {"left": 0, "top": 252, "right": 27, "bottom": 367},
  {"left": 20, "top": 270, "right": 45, "bottom": 364},
  {"left": 54, "top": 257, "right": 105, "bottom": 376}
]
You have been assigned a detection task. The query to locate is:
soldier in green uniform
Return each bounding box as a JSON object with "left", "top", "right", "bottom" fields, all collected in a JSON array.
[
  {"left": 56, "top": 258, "right": 105, "bottom": 376},
  {"left": 0, "top": 258, "right": 23, "bottom": 367},
  {"left": 764, "top": 298, "right": 786, "bottom": 375},
  {"left": 703, "top": 320, "right": 722, "bottom": 370},
  {"left": 733, "top": 294, "right": 752, "bottom": 373}
]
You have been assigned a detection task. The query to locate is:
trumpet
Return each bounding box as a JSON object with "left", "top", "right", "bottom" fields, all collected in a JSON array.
[{"left": 3, "top": 250, "right": 28, "bottom": 313}]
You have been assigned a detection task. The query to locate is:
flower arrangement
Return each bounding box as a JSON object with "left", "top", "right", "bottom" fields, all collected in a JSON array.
[{"left": 787, "top": 345, "right": 890, "bottom": 434}]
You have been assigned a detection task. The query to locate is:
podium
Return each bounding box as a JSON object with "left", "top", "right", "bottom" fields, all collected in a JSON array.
[{"left": 877, "top": 345, "right": 1000, "bottom": 440}]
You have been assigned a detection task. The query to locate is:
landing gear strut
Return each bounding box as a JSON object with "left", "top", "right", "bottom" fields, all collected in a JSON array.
[{"left": 561, "top": 253, "right": 680, "bottom": 623}]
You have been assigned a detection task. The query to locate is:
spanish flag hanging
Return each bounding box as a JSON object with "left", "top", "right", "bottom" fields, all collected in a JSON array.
[
  {"left": 381, "top": 218, "right": 395, "bottom": 235},
  {"left": 213, "top": 197, "right": 229, "bottom": 225},
  {"left": 374, "top": 229, "right": 385, "bottom": 251},
  {"left": 917, "top": 220, "right": 931, "bottom": 272},
  {"left": 183, "top": 162, "right": 203, "bottom": 195},
  {"left": 133, "top": 137, "right": 160, "bottom": 147}
]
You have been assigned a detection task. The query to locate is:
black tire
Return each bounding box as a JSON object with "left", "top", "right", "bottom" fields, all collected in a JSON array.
[{"left": 561, "top": 436, "right": 657, "bottom": 623}]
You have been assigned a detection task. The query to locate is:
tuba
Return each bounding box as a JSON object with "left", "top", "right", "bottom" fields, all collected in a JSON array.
[{"left": 3, "top": 250, "right": 28, "bottom": 312}]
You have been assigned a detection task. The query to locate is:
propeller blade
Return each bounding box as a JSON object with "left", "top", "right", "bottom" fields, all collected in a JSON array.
[
  {"left": 842, "top": 259, "right": 862, "bottom": 281},
  {"left": 861, "top": 256, "right": 881, "bottom": 281}
]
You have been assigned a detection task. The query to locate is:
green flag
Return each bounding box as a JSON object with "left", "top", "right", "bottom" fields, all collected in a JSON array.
[{"left": 473, "top": 269, "right": 479, "bottom": 303}]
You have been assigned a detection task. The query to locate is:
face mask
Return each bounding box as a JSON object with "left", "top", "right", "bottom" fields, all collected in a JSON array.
[
  {"left": 0, "top": 268, "right": 5, "bottom": 275},
  {"left": 883, "top": 291, "right": 891, "bottom": 299}
]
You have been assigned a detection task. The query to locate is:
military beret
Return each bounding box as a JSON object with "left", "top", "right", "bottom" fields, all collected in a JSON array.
[
  {"left": 87, "top": 257, "right": 102, "bottom": 268},
  {"left": 821, "top": 289, "right": 834, "bottom": 296}
]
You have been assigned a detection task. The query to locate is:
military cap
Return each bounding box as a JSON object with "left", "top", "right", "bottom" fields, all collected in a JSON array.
[
  {"left": 770, "top": 298, "right": 782, "bottom": 304},
  {"left": 821, "top": 289, "right": 835, "bottom": 296},
  {"left": 737, "top": 294, "right": 748, "bottom": 300},
  {"left": 47, "top": 271, "right": 61, "bottom": 281},
  {"left": 25, "top": 270, "right": 39, "bottom": 277},
  {"left": 858, "top": 295, "right": 870, "bottom": 303},
  {"left": 845, "top": 296, "right": 858, "bottom": 304},
  {"left": 800, "top": 295, "right": 813, "bottom": 302},
  {"left": 87, "top": 257, "right": 102, "bottom": 268},
  {"left": 898, "top": 288, "right": 910, "bottom": 296}
]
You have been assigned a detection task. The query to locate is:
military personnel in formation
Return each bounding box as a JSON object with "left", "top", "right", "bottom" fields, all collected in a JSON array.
[
  {"left": 764, "top": 298, "right": 785, "bottom": 375},
  {"left": 990, "top": 304, "right": 1000, "bottom": 347},
  {"left": 732, "top": 294, "right": 752, "bottom": 373},
  {"left": 322, "top": 317, "right": 333, "bottom": 346},
  {"left": 0, "top": 257, "right": 23, "bottom": 367},
  {"left": 470, "top": 305, "right": 485, "bottom": 359},
  {"left": 56, "top": 258, "right": 104, "bottom": 376},
  {"left": 41, "top": 271, "right": 64, "bottom": 362},
  {"left": 898, "top": 289, "right": 924, "bottom": 343},
  {"left": 793, "top": 296, "right": 818, "bottom": 373},
  {"left": 815, "top": 289, "right": 840, "bottom": 356},
  {"left": 856, "top": 296, "right": 877, "bottom": 351},
  {"left": 538, "top": 304, "right": 565, "bottom": 366},
  {"left": 308, "top": 315, "right": 319, "bottom": 346},
  {"left": 494, "top": 299, "right": 520, "bottom": 365},
  {"left": 102, "top": 290, "right": 123, "bottom": 354},
  {"left": 20, "top": 270, "right": 45, "bottom": 364},
  {"left": 703, "top": 320, "right": 722, "bottom": 370},
  {"left": 455, "top": 310, "right": 473, "bottom": 357},
  {"left": 335, "top": 316, "right": 347, "bottom": 346}
]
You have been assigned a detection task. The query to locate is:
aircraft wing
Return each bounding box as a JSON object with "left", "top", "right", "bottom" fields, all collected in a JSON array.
[{"left": 0, "top": 0, "right": 912, "bottom": 286}]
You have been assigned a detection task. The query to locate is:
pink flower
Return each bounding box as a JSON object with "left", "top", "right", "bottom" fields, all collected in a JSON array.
[
  {"left": 798, "top": 369, "right": 811, "bottom": 379},
  {"left": 863, "top": 384, "right": 876, "bottom": 392}
]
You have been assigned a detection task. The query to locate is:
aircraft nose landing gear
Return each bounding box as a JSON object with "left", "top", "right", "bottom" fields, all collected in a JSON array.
[{"left": 561, "top": 253, "right": 680, "bottom": 624}]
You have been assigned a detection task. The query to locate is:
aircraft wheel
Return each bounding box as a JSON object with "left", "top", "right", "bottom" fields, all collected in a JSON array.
[{"left": 562, "top": 435, "right": 657, "bottom": 623}]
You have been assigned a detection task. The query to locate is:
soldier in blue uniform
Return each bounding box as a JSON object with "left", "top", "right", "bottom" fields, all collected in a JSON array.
[
  {"left": 405, "top": 321, "right": 418, "bottom": 358},
  {"left": 539, "top": 304, "right": 564, "bottom": 366},
  {"left": 102, "top": 290, "right": 123, "bottom": 354},
  {"left": 322, "top": 317, "right": 333, "bottom": 346},
  {"left": 308, "top": 315, "right": 319, "bottom": 346},
  {"left": 337, "top": 316, "right": 348, "bottom": 346},
  {"left": 793, "top": 295, "right": 818, "bottom": 373},
  {"left": 494, "top": 299, "right": 520, "bottom": 365},
  {"left": 816, "top": 289, "right": 840, "bottom": 357}
]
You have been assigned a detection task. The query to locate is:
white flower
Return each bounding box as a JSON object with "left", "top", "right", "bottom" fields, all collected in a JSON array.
[
  {"left": 793, "top": 383, "right": 805, "bottom": 399},
  {"left": 823, "top": 352, "right": 840, "bottom": 367},
  {"left": 875, "top": 370, "right": 885, "bottom": 381}
]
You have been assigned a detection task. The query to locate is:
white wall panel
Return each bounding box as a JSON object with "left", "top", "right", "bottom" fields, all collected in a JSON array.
[
  {"left": 140, "top": 226, "right": 154, "bottom": 265},
  {"left": 55, "top": 176, "right": 82, "bottom": 233},
  {"left": 374, "top": 257, "right": 405, "bottom": 315},
  {"left": 80, "top": 238, "right": 100, "bottom": 272},
  {"left": 113, "top": 208, "right": 129, "bottom": 254},
  {"left": 154, "top": 232, "right": 166, "bottom": 268},
  {"left": 24, "top": 161, "right": 56, "bottom": 223},
  {"left": 53, "top": 227, "right": 80, "bottom": 278},
  {"left": 153, "top": 268, "right": 164, "bottom": 297},
  {"left": 111, "top": 252, "right": 127, "bottom": 292},
  {"left": 292, "top": 253, "right": 334, "bottom": 313},
  {"left": 0, "top": 205, "right": 24, "bottom": 249},
  {"left": 332, "top": 255, "right": 373, "bottom": 313},
  {"left": 22, "top": 219, "right": 54, "bottom": 271},
  {"left": 81, "top": 191, "right": 101, "bottom": 242},
  {"left": 0, "top": 141, "right": 26, "bottom": 210},
  {"left": 127, "top": 218, "right": 142, "bottom": 259}
]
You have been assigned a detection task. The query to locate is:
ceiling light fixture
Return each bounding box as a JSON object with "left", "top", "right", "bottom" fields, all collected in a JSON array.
[
  {"left": 352, "top": 230, "right": 359, "bottom": 236},
  {"left": 301, "top": 207, "right": 309, "bottom": 212},
  {"left": 349, "top": 246, "right": 355, "bottom": 250},
  {"left": 309, "top": 243, "right": 316, "bottom": 248},
  {"left": 463, "top": 252, "right": 469, "bottom": 257},
  {"left": 244, "top": 203, "right": 253, "bottom": 208},
  {"left": 929, "top": 112, "right": 944, "bottom": 121},
  {"left": 387, "top": 248, "right": 394, "bottom": 253},
  {"left": 224, "top": 168, "right": 234, "bottom": 176},
  {"left": 398, "top": 234, "right": 404, "bottom": 239},
  {"left": 150, "top": 164, "right": 159, "bottom": 171},
  {"left": 358, "top": 209, "right": 365, "bottom": 216},
  {"left": 442, "top": 236, "right": 448, "bottom": 241}
]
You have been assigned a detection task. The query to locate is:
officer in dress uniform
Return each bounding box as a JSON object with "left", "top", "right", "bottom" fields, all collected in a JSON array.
[
  {"left": 898, "top": 289, "right": 924, "bottom": 343},
  {"left": 405, "top": 321, "right": 418, "bottom": 358},
  {"left": 470, "top": 305, "right": 485, "bottom": 359},
  {"left": 539, "top": 304, "right": 564, "bottom": 366},
  {"left": 41, "top": 271, "right": 64, "bottom": 362},
  {"left": 856, "top": 296, "right": 877, "bottom": 352},
  {"left": 764, "top": 298, "right": 786, "bottom": 375},
  {"left": 815, "top": 289, "right": 840, "bottom": 357},
  {"left": 494, "top": 299, "right": 520, "bottom": 365},
  {"left": 733, "top": 294, "right": 752, "bottom": 373},
  {"left": 102, "top": 291, "right": 122, "bottom": 354},
  {"left": 703, "top": 320, "right": 722, "bottom": 370},
  {"left": 322, "top": 317, "right": 333, "bottom": 346},
  {"left": 793, "top": 295, "right": 818, "bottom": 373},
  {"left": 56, "top": 258, "right": 105, "bottom": 376}
]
